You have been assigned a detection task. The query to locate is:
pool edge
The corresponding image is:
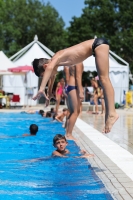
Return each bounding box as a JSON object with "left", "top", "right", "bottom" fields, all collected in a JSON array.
[{"left": 74, "top": 118, "right": 133, "bottom": 200}]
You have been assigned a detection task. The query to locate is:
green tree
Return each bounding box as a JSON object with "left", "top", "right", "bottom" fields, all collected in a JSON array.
[
  {"left": 67, "top": 0, "right": 133, "bottom": 72},
  {"left": 0, "top": 0, "right": 68, "bottom": 56}
]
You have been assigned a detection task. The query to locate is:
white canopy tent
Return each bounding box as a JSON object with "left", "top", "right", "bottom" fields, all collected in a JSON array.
[
  {"left": 83, "top": 50, "right": 129, "bottom": 104},
  {"left": 0, "top": 51, "right": 16, "bottom": 71},
  {"left": 3, "top": 35, "right": 55, "bottom": 106},
  {"left": 0, "top": 51, "right": 23, "bottom": 105},
  {"left": 0, "top": 51, "right": 15, "bottom": 90}
]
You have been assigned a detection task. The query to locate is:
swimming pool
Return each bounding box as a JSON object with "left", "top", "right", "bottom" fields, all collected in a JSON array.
[{"left": 0, "top": 113, "right": 114, "bottom": 200}]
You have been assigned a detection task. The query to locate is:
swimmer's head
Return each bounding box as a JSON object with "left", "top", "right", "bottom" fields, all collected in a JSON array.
[
  {"left": 39, "top": 110, "right": 44, "bottom": 115},
  {"left": 53, "top": 134, "right": 67, "bottom": 149},
  {"left": 62, "top": 108, "right": 69, "bottom": 116},
  {"left": 46, "top": 111, "right": 51, "bottom": 118},
  {"left": 90, "top": 77, "right": 95, "bottom": 81},
  {"left": 32, "top": 58, "right": 49, "bottom": 77},
  {"left": 62, "top": 108, "right": 68, "bottom": 112},
  {"left": 60, "top": 78, "right": 65, "bottom": 84},
  {"left": 50, "top": 107, "right": 55, "bottom": 113},
  {"left": 29, "top": 124, "right": 38, "bottom": 135},
  {"left": 90, "top": 78, "right": 97, "bottom": 86}
]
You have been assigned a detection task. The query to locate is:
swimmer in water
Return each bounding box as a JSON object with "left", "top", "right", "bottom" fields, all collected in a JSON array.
[
  {"left": 32, "top": 38, "right": 119, "bottom": 133},
  {"left": 52, "top": 134, "right": 94, "bottom": 158},
  {"left": 55, "top": 108, "right": 69, "bottom": 123},
  {"left": 23, "top": 124, "right": 38, "bottom": 136}
]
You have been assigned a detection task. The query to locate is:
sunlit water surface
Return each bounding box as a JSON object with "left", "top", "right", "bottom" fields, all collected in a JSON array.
[{"left": 0, "top": 113, "right": 113, "bottom": 200}]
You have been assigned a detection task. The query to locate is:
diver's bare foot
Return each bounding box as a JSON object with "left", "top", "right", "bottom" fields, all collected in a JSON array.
[
  {"left": 102, "top": 113, "right": 119, "bottom": 133},
  {"left": 66, "top": 134, "right": 77, "bottom": 141}
]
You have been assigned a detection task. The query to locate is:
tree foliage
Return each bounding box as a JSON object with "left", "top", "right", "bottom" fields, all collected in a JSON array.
[
  {"left": 67, "top": 0, "right": 133, "bottom": 71},
  {"left": 0, "top": 0, "right": 68, "bottom": 56}
]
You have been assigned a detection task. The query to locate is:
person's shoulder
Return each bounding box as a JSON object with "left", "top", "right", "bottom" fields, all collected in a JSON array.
[
  {"left": 65, "top": 149, "right": 70, "bottom": 154},
  {"left": 56, "top": 82, "right": 60, "bottom": 87},
  {"left": 57, "top": 112, "right": 63, "bottom": 117},
  {"left": 52, "top": 150, "right": 62, "bottom": 157},
  {"left": 52, "top": 150, "right": 57, "bottom": 156},
  {"left": 22, "top": 133, "right": 30, "bottom": 137}
]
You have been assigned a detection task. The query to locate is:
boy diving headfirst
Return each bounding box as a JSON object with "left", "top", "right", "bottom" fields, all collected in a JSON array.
[{"left": 32, "top": 38, "right": 119, "bottom": 133}]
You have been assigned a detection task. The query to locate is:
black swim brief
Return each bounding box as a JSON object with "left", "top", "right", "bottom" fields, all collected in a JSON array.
[{"left": 92, "top": 38, "right": 109, "bottom": 57}]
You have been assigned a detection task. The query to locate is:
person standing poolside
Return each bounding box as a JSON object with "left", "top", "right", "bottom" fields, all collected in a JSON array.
[
  {"left": 91, "top": 78, "right": 101, "bottom": 114},
  {"left": 96, "top": 78, "right": 105, "bottom": 114},
  {"left": 64, "top": 63, "right": 84, "bottom": 140},
  {"left": 55, "top": 78, "right": 65, "bottom": 114},
  {"left": 99, "top": 87, "right": 105, "bottom": 114},
  {"left": 32, "top": 38, "right": 119, "bottom": 133}
]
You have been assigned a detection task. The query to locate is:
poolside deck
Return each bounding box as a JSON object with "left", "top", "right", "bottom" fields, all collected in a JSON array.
[{"left": 74, "top": 109, "right": 133, "bottom": 200}]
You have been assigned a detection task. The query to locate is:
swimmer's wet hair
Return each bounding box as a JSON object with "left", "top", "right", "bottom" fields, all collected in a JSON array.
[
  {"left": 32, "top": 58, "right": 49, "bottom": 77},
  {"left": 50, "top": 107, "right": 54, "bottom": 113},
  {"left": 46, "top": 111, "right": 51, "bottom": 118},
  {"left": 29, "top": 124, "right": 38, "bottom": 135},
  {"left": 63, "top": 108, "right": 68, "bottom": 112},
  {"left": 39, "top": 110, "right": 44, "bottom": 115},
  {"left": 53, "top": 134, "right": 67, "bottom": 146}
]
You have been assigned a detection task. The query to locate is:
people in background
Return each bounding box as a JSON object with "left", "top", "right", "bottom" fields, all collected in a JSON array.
[
  {"left": 45, "top": 111, "right": 52, "bottom": 118},
  {"left": 99, "top": 86, "right": 105, "bottom": 114},
  {"left": 50, "top": 107, "right": 56, "bottom": 117},
  {"left": 21, "top": 109, "right": 44, "bottom": 114},
  {"left": 96, "top": 76, "right": 105, "bottom": 114},
  {"left": 55, "top": 78, "right": 65, "bottom": 114},
  {"left": 55, "top": 108, "right": 69, "bottom": 123},
  {"left": 91, "top": 78, "right": 101, "bottom": 114},
  {"left": 84, "top": 83, "right": 90, "bottom": 102},
  {"left": 41, "top": 108, "right": 55, "bottom": 118}
]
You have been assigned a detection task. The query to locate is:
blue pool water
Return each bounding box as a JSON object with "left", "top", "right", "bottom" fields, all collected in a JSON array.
[{"left": 0, "top": 113, "right": 114, "bottom": 200}]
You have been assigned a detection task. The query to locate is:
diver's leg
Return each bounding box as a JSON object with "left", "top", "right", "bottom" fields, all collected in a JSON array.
[
  {"left": 66, "top": 89, "right": 79, "bottom": 140},
  {"left": 95, "top": 44, "right": 119, "bottom": 133}
]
